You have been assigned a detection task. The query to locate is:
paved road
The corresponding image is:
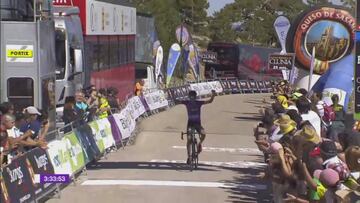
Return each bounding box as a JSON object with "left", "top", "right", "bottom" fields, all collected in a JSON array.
[{"left": 47, "top": 94, "right": 272, "bottom": 203}]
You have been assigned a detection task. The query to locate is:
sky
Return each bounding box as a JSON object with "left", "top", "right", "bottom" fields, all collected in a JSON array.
[{"left": 207, "top": 0, "right": 234, "bottom": 16}]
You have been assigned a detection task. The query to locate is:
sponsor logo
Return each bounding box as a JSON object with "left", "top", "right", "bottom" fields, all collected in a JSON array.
[
  {"left": 7, "top": 167, "right": 24, "bottom": 184},
  {"left": 34, "top": 154, "right": 48, "bottom": 170}
]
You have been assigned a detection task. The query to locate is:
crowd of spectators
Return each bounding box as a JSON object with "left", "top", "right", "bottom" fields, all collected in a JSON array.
[
  {"left": 255, "top": 80, "right": 360, "bottom": 202},
  {"left": 1, "top": 103, "right": 49, "bottom": 167},
  {"left": 62, "top": 86, "right": 121, "bottom": 133},
  {"left": 0, "top": 85, "right": 121, "bottom": 167}
]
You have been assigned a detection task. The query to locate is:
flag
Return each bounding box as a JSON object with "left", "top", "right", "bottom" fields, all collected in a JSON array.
[
  {"left": 155, "top": 46, "right": 163, "bottom": 83},
  {"left": 166, "top": 43, "right": 181, "bottom": 86}
]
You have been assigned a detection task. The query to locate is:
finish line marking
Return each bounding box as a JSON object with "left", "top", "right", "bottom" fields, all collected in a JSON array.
[
  {"left": 149, "top": 160, "right": 266, "bottom": 169},
  {"left": 81, "top": 180, "right": 267, "bottom": 190},
  {"left": 172, "top": 146, "right": 262, "bottom": 154}
]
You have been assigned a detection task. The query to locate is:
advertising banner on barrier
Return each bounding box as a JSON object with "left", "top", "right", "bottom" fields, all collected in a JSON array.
[
  {"left": 1, "top": 155, "right": 36, "bottom": 203},
  {"left": 113, "top": 110, "right": 135, "bottom": 140},
  {"left": 264, "top": 81, "right": 273, "bottom": 92},
  {"left": 74, "top": 125, "right": 101, "bottom": 164},
  {"left": 248, "top": 80, "right": 259, "bottom": 92},
  {"left": 219, "top": 80, "right": 231, "bottom": 93},
  {"left": 229, "top": 80, "right": 240, "bottom": 93},
  {"left": 143, "top": 90, "right": 169, "bottom": 110},
  {"left": 208, "top": 81, "right": 223, "bottom": 93},
  {"left": 107, "top": 115, "right": 122, "bottom": 144},
  {"left": 238, "top": 80, "right": 250, "bottom": 92},
  {"left": 128, "top": 96, "right": 146, "bottom": 119},
  {"left": 47, "top": 140, "right": 73, "bottom": 175},
  {"left": 26, "top": 148, "right": 56, "bottom": 197},
  {"left": 256, "top": 81, "right": 267, "bottom": 92},
  {"left": 63, "top": 132, "right": 86, "bottom": 174},
  {"left": 180, "top": 86, "right": 189, "bottom": 98},
  {"left": 96, "top": 118, "right": 116, "bottom": 149},
  {"left": 88, "top": 121, "right": 106, "bottom": 154}
]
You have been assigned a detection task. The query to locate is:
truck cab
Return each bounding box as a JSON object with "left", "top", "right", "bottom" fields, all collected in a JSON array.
[{"left": 53, "top": 6, "right": 84, "bottom": 107}]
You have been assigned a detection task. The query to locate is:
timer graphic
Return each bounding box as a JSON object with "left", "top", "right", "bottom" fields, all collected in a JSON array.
[{"left": 40, "top": 174, "right": 70, "bottom": 184}]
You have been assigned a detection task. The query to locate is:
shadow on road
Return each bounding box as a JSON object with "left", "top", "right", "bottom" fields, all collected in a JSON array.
[
  {"left": 87, "top": 161, "right": 219, "bottom": 172},
  {"left": 221, "top": 168, "right": 272, "bottom": 203}
]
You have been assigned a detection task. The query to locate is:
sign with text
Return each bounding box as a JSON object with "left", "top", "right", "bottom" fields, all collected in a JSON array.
[
  {"left": 200, "top": 51, "right": 218, "bottom": 63},
  {"left": 268, "top": 53, "right": 295, "bottom": 70}
]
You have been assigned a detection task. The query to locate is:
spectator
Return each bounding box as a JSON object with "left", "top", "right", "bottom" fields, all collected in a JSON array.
[
  {"left": 0, "top": 102, "right": 14, "bottom": 115},
  {"left": 63, "top": 96, "right": 78, "bottom": 133},
  {"left": 107, "top": 87, "right": 120, "bottom": 110},
  {"left": 98, "top": 88, "right": 111, "bottom": 119},
  {"left": 135, "top": 79, "right": 145, "bottom": 96},
  {"left": 328, "top": 94, "right": 346, "bottom": 141},
  {"left": 74, "top": 91, "right": 89, "bottom": 119},
  {"left": 19, "top": 106, "right": 49, "bottom": 141},
  {"left": 86, "top": 89, "right": 99, "bottom": 121},
  {"left": 296, "top": 96, "right": 321, "bottom": 138}
]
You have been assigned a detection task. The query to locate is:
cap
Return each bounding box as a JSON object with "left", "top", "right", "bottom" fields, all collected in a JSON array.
[
  {"left": 25, "top": 106, "right": 41, "bottom": 115},
  {"left": 319, "top": 140, "right": 337, "bottom": 158},
  {"left": 319, "top": 168, "right": 339, "bottom": 187}
]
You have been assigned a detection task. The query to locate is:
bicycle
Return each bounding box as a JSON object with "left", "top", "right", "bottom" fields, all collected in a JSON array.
[{"left": 181, "top": 126, "right": 199, "bottom": 171}]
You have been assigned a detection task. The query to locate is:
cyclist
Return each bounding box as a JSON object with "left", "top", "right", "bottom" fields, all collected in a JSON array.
[{"left": 177, "top": 90, "right": 216, "bottom": 164}]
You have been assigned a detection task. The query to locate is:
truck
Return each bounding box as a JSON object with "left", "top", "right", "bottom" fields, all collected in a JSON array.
[
  {"left": 53, "top": 0, "right": 137, "bottom": 104},
  {"left": 0, "top": 0, "right": 56, "bottom": 125},
  {"left": 205, "top": 42, "right": 282, "bottom": 80}
]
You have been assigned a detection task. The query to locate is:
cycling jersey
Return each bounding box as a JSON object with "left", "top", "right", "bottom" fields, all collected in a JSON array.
[{"left": 182, "top": 100, "right": 205, "bottom": 124}]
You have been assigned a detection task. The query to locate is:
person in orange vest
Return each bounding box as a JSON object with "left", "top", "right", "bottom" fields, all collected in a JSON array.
[{"left": 135, "top": 79, "right": 145, "bottom": 96}]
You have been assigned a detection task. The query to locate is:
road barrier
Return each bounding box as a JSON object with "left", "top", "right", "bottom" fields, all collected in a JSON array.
[{"left": 0, "top": 78, "right": 274, "bottom": 203}]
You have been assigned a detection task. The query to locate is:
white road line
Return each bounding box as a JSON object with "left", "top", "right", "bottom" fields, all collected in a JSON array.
[
  {"left": 150, "top": 160, "right": 266, "bottom": 169},
  {"left": 172, "top": 146, "right": 262, "bottom": 154},
  {"left": 81, "top": 180, "right": 267, "bottom": 190}
]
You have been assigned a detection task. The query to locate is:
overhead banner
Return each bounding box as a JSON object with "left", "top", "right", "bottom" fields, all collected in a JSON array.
[
  {"left": 268, "top": 53, "right": 295, "bottom": 70},
  {"left": 287, "top": 7, "right": 355, "bottom": 74},
  {"left": 166, "top": 43, "right": 181, "bottom": 86},
  {"left": 274, "top": 16, "right": 291, "bottom": 53}
]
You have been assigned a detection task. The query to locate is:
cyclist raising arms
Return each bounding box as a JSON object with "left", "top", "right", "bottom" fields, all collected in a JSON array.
[{"left": 176, "top": 90, "right": 216, "bottom": 164}]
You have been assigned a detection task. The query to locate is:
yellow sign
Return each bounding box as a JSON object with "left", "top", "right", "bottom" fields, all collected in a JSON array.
[{"left": 7, "top": 49, "right": 33, "bottom": 58}]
